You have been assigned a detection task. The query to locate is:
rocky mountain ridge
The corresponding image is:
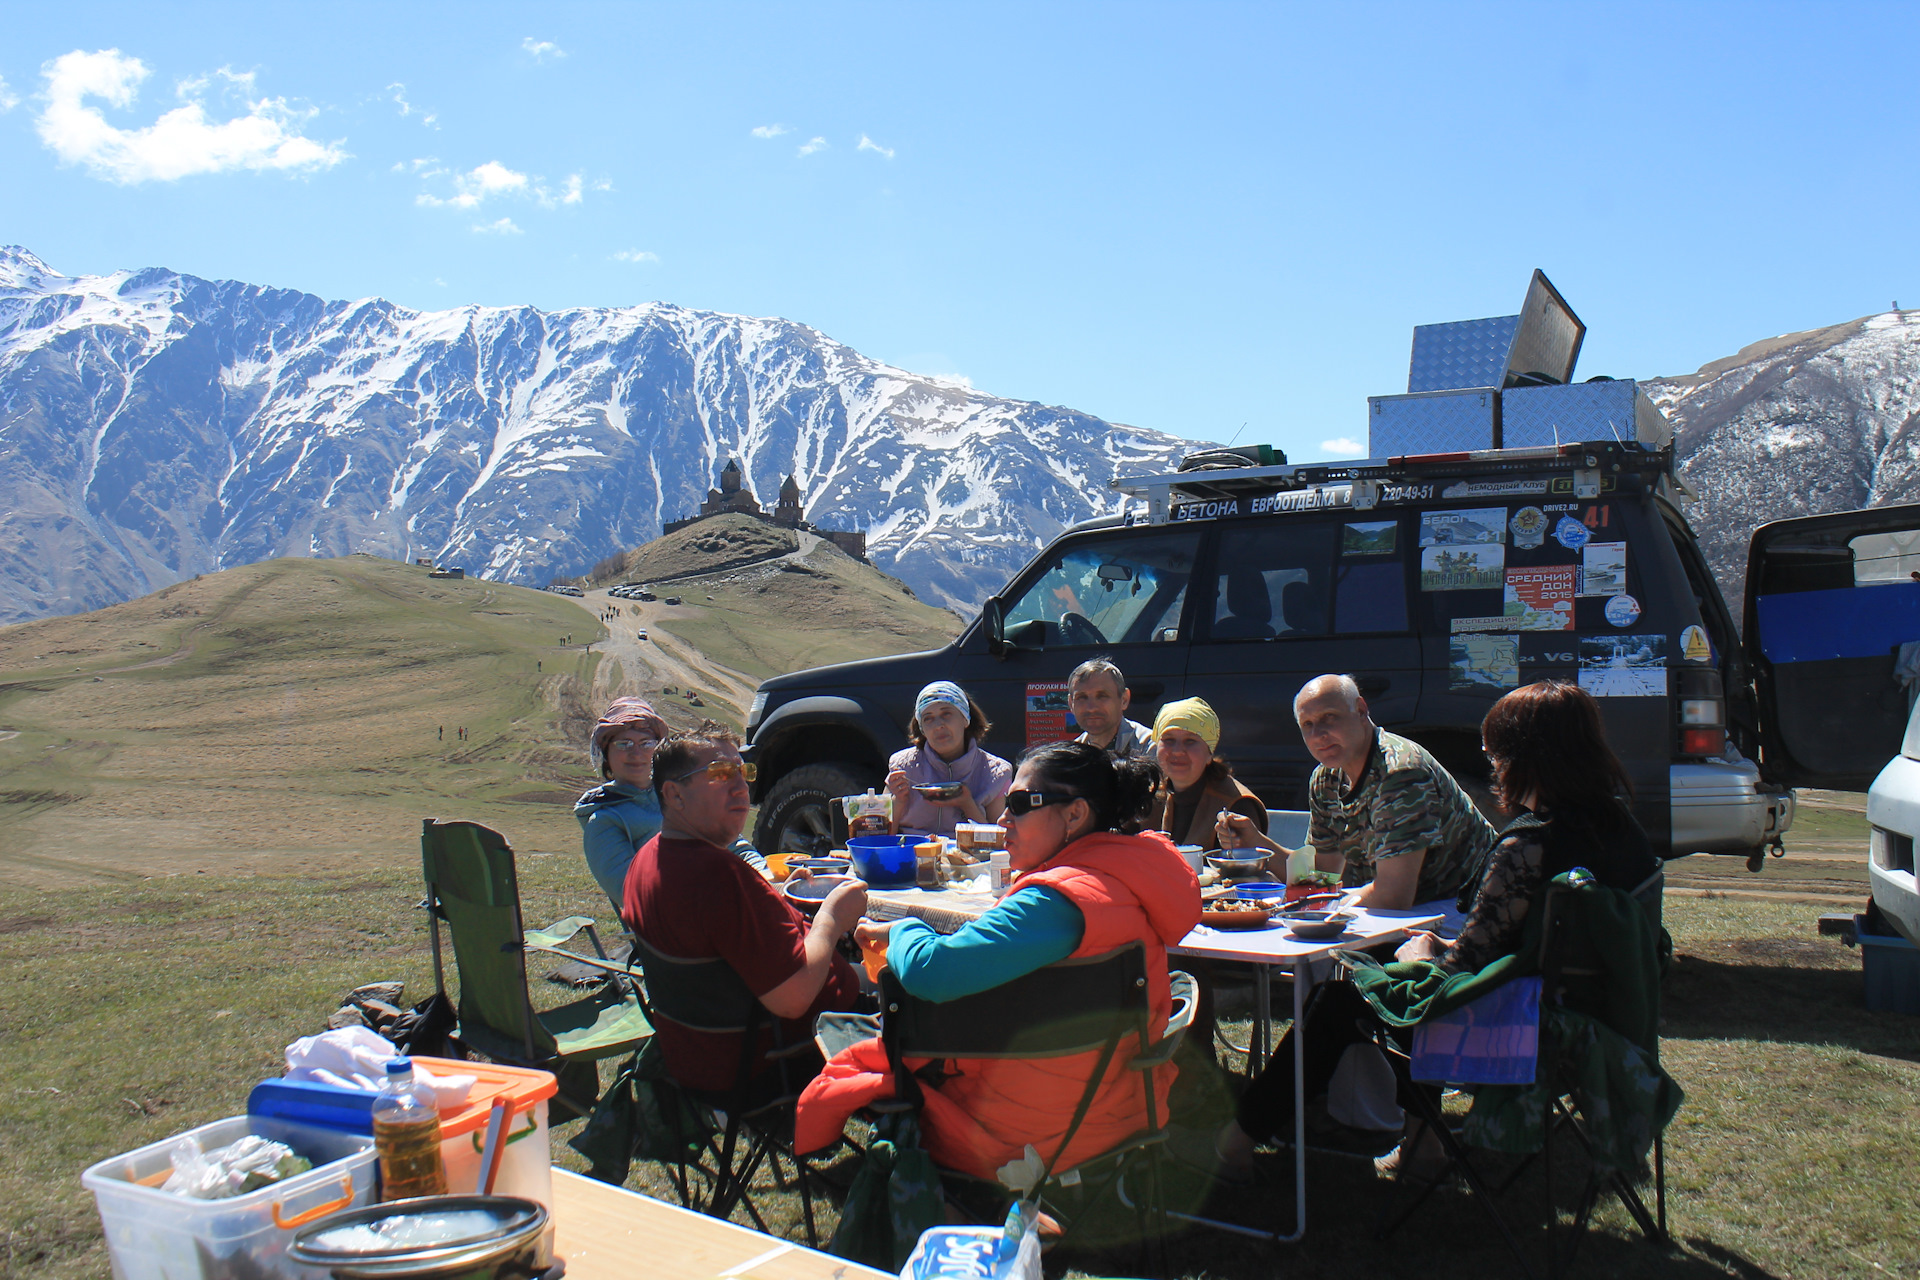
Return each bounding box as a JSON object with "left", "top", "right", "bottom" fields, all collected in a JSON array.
[{"left": 0, "top": 246, "right": 1198, "bottom": 625}]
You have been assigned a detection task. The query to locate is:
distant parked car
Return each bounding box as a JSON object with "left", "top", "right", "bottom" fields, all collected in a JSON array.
[
  {"left": 664, "top": 596, "right": 682, "bottom": 606},
  {"left": 636, "top": 629, "right": 649, "bottom": 641},
  {"left": 637, "top": 590, "right": 657, "bottom": 602}
]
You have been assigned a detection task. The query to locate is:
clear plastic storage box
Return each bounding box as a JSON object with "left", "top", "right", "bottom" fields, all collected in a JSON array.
[{"left": 82, "top": 1114, "right": 377, "bottom": 1280}]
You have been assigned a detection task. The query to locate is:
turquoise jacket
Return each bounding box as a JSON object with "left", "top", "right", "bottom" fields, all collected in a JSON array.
[{"left": 574, "top": 779, "right": 769, "bottom": 913}]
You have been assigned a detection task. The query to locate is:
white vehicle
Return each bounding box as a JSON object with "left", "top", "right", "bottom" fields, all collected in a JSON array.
[
  {"left": 1745, "top": 506, "right": 1920, "bottom": 943},
  {"left": 636, "top": 629, "right": 649, "bottom": 641}
]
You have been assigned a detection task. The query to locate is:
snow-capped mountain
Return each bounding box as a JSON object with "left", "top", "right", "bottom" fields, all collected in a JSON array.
[
  {"left": 0, "top": 246, "right": 1201, "bottom": 625},
  {"left": 1647, "top": 309, "right": 1920, "bottom": 606}
]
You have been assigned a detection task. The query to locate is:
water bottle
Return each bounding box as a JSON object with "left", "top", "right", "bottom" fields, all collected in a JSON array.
[{"left": 372, "top": 1057, "right": 448, "bottom": 1201}]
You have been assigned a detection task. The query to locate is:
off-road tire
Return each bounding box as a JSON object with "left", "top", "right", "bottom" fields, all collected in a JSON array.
[{"left": 754, "top": 762, "right": 876, "bottom": 859}]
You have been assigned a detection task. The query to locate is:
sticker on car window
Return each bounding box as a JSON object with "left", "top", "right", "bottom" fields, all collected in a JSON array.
[
  {"left": 1604, "top": 593, "right": 1642, "bottom": 627},
  {"left": 1680, "top": 624, "right": 1713, "bottom": 664},
  {"left": 1581, "top": 542, "right": 1627, "bottom": 596},
  {"left": 1421, "top": 544, "right": 1504, "bottom": 591},
  {"left": 1509, "top": 506, "right": 1547, "bottom": 550},
  {"left": 1505, "top": 565, "right": 1576, "bottom": 631},
  {"left": 1578, "top": 635, "right": 1667, "bottom": 697},
  {"left": 1450, "top": 635, "right": 1519, "bottom": 694},
  {"left": 1553, "top": 516, "right": 1591, "bottom": 551},
  {"left": 1420, "top": 509, "right": 1506, "bottom": 547},
  {"left": 1343, "top": 521, "right": 1397, "bottom": 556}
]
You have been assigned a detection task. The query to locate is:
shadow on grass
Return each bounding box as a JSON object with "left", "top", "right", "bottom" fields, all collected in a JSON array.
[{"left": 1663, "top": 942, "right": 1918, "bottom": 1064}]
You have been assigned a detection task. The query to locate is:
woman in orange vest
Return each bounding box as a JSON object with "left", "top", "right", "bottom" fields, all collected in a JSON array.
[{"left": 795, "top": 741, "right": 1202, "bottom": 1181}]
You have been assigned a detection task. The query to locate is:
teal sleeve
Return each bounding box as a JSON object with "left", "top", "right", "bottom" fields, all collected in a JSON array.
[{"left": 889, "top": 886, "right": 1085, "bottom": 1002}]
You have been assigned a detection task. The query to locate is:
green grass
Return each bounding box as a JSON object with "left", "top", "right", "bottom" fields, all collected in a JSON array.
[{"left": 8, "top": 860, "right": 1916, "bottom": 1280}]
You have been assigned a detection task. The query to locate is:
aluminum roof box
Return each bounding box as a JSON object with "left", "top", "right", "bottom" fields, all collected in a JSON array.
[
  {"left": 1503, "top": 380, "right": 1673, "bottom": 450},
  {"left": 1367, "top": 387, "right": 1497, "bottom": 456},
  {"left": 1407, "top": 270, "right": 1585, "bottom": 393}
]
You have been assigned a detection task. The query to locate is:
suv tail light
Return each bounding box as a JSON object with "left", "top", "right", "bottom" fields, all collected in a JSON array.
[{"left": 1675, "top": 666, "right": 1726, "bottom": 758}]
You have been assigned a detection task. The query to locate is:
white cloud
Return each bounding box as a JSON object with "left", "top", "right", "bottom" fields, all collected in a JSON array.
[
  {"left": 418, "top": 159, "right": 528, "bottom": 208},
  {"left": 521, "top": 38, "right": 565, "bottom": 61},
  {"left": 534, "top": 173, "right": 583, "bottom": 208},
  {"left": 750, "top": 123, "right": 788, "bottom": 139},
  {"left": 796, "top": 135, "right": 828, "bottom": 157},
  {"left": 35, "top": 48, "right": 346, "bottom": 183},
  {"left": 612, "top": 249, "right": 659, "bottom": 264},
  {"left": 1319, "top": 437, "right": 1365, "bottom": 457},
  {"left": 473, "top": 217, "right": 522, "bottom": 235},
  {"left": 385, "top": 82, "right": 437, "bottom": 128},
  {"left": 856, "top": 134, "right": 894, "bottom": 159},
  {"left": 0, "top": 75, "right": 20, "bottom": 112}
]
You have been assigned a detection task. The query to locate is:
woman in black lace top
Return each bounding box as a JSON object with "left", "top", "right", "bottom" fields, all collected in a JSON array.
[{"left": 1395, "top": 680, "right": 1658, "bottom": 972}]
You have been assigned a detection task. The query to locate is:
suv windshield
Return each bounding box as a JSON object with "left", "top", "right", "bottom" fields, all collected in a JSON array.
[{"left": 1002, "top": 532, "right": 1195, "bottom": 646}]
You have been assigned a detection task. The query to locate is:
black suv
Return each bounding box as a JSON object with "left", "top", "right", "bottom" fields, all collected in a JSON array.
[{"left": 745, "top": 277, "right": 1920, "bottom": 866}]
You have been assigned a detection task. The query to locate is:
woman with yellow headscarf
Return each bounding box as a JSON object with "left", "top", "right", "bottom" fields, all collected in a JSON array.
[{"left": 1151, "top": 696, "right": 1269, "bottom": 847}]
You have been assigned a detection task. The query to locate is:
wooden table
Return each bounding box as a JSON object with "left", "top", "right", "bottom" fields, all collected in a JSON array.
[{"left": 551, "top": 1168, "right": 893, "bottom": 1280}]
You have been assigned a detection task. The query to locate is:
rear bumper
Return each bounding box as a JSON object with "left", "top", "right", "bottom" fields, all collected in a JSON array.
[{"left": 1669, "top": 759, "right": 1795, "bottom": 855}]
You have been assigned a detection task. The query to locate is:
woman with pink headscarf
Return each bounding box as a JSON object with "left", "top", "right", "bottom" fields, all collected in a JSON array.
[{"left": 574, "top": 696, "right": 767, "bottom": 910}]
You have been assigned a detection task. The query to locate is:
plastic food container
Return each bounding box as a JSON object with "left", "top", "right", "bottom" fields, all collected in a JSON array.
[
  {"left": 82, "top": 1114, "right": 377, "bottom": 1280},
  {"left": 410, "top": 1058, "right": 557, "bottom": 1207}
]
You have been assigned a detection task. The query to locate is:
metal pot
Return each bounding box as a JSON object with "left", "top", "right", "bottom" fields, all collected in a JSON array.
[{"left": 288, "top": 1195, "right": 553, "bottom": 1280}]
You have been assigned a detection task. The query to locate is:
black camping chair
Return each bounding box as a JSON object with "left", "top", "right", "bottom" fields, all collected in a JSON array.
[
  {"left": 877, "top": 943, "right": 1197, "bottom": 1274},
  {"left": 625, "top": 932, "right": 825, "bottom": 1247},
  {"left": 1374, "top": 869, "right": 1672, "bottom": 1279}
]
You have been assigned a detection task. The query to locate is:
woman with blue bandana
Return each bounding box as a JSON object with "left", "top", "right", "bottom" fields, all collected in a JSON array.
[{"left": 884, "top": 680, "right": 1013, "bottom": 835}]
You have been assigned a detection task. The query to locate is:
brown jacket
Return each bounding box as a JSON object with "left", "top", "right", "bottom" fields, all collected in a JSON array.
[{"left": 1155, "top": 772, "right": 1269, "bottom": 847}]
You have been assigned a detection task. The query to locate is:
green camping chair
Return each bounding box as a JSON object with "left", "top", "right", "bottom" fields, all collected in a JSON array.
[{"left": 421, "top": 817, "right": 653, "bottom": 1116}]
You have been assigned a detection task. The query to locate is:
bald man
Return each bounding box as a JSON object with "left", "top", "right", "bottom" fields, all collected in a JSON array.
[{"left": 1222, "top": 674, "right": 1494, "bottom": 910}]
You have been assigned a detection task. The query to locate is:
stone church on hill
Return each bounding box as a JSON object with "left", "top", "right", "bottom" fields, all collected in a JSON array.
[{"left": 664, "top": 459, "right": 867, "bottom": 560}]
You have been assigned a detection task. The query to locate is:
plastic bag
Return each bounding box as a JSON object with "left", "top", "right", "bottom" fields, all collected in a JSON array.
[{"left": 161, "top": 1134, "right": 312, "bottom": 1199}]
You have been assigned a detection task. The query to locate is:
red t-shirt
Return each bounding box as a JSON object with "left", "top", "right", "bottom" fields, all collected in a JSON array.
[{"left": 623, "top": 833, "right": 860, "bottom": 1092}]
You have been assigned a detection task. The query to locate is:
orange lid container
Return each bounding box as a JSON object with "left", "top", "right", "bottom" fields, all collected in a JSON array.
[{"left": 409, "top": 1057, "right": 558, "bottom": 1140}]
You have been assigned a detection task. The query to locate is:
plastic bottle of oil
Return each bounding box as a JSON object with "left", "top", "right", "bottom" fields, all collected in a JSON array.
[{"left": 372, "top": 1057, "right": 448, "bottom": 1201}]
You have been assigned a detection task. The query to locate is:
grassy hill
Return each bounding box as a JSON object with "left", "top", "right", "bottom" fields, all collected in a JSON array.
[{"left": 0, "top": 533, "right": 965, "bottom": 886}]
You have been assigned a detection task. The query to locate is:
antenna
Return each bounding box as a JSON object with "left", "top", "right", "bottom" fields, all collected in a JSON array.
[{"left": 1224, "top": 421, "right": 1249, "bottom": 448}]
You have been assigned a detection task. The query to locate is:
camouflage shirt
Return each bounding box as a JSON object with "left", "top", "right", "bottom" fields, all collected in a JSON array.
[{"left": 1308, "top": 728, "right": 1497, "bottom": 904}]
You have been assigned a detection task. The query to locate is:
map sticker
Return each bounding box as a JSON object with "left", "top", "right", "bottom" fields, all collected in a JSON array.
[
  {"left": 1554, "top": 515, "right": 1591, "bottom": 551},
  {"left": 1509, "top": 506, "right": 1547, "bottom": 550},
  {"left": 1504, "top": 565, "right": 1576, "bottom": 631},
  {"left": 1581, "top": 541, "right": 1627, "bottom": 596},
  {"left": 1451, "top": 635, "right": 1520, "bottom": 694},
  {"left": 1421, "top": 543, "right": 1505, "bottom": 591},
  {"left": 1025, "top": 682, "right": 1074, "bottom": 749},
  {"left": 1420, "top": 508, "right": 1507, "bottom": 548},
  {"left": 1604, "top": 593, "right": 1642, "bottom": 627},
  {"left": 1343, "top": 521, "right": 1398, "bottom": 556},
  {"left": 1579, "top": 635, "right": 1668, "bottom": 698},
  {"left": 1680, "top": 624, "right": 1713, "bottom": 664}
]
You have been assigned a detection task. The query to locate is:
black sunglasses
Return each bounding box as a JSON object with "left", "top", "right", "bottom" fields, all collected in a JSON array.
[{"left": 1003, "top": 789, "right": 1081, "bottom": 817}]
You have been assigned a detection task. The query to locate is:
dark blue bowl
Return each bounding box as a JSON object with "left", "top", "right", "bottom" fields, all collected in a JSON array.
[
  {"left": 1227, "top": 881, "right": 1289, "bottom": 902},
  {"left": 848, "top": 835, "right": 918, "bottom": 888}
]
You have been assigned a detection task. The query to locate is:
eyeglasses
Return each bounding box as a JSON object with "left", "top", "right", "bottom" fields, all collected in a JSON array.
[
  {"left": 606, "top": 737, "right": 659, "bottom": 754},
  {"left": 668, "top": 759, "right": 756, "bottom": 785},
  {"left": 1003, "top": 789, "right": 1080, "bottom": 817}
]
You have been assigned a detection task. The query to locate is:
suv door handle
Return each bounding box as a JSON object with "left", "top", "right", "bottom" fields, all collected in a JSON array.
[{"left": 1356, "top": 676, "right": 1391, "bottom": 698}]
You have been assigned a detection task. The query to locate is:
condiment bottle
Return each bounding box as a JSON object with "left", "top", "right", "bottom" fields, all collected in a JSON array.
[{"left": 372, "top": 1057, "right": 448, "bottom": 1201}]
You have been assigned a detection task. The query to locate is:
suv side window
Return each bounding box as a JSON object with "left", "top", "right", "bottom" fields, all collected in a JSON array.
[
  {"left": 1334, "top": 518, "right": 1409, "bottom": 633},
  {"left": 1206, "top": 523, "right": 1336, "bottom": 639},
  {"left": 1002, "top": 531, "right": 1197, "bottom": 646}
]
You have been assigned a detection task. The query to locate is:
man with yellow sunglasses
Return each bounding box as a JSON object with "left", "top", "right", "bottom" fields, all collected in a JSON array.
[{"left": 623, "top": 721, "right": 868, "bottom": 1099}]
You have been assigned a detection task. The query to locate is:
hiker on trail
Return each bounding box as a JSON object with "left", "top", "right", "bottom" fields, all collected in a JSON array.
[{"left": 438, "top": 726, "right": 443, "bottom": 741}]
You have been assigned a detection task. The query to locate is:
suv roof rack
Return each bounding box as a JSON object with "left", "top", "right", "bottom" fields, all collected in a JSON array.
[{"left": 1111, "top": 439, "right": 1678, "bottom": 523}]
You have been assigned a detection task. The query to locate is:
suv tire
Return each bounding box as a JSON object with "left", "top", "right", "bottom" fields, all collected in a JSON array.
[{"left": 755, "top": 762, "right": 876, "bottom": 859}]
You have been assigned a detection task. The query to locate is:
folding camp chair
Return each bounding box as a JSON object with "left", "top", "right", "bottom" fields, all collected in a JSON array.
[
  {"left": 1374, "top": 869, "right": 1673, "bottom": 1280},
  {"left": 420, "top": 818, "right": 653, "bottom": 1117},
  {"left": 625, "top": 932, "right": 826, "bottom": 1247},
  {"left": 876, "top": 944, "right": 1197, "bottom": 1274}
]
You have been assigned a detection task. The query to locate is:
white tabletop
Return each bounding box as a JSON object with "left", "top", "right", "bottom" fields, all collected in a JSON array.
[{"left": 1170, "top": 905, "right": 1444, "bottom": 965}]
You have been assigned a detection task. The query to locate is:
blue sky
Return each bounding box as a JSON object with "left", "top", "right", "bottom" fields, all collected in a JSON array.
[{"left": 2, "top": 2, "right": 1916, "bottom": 460}]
